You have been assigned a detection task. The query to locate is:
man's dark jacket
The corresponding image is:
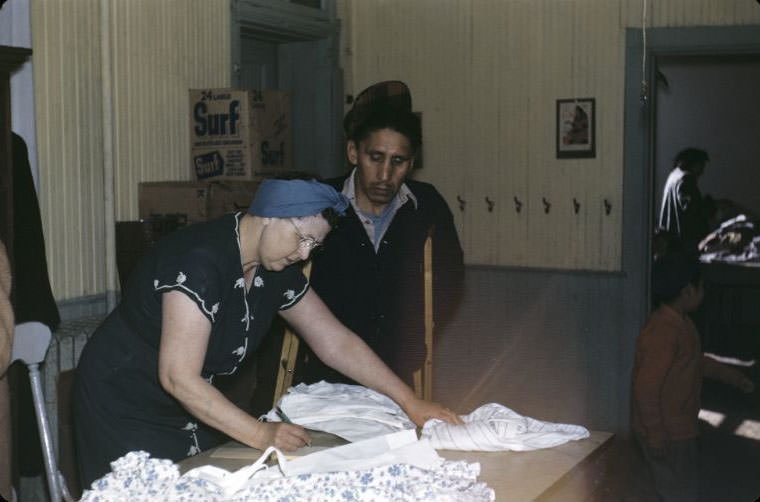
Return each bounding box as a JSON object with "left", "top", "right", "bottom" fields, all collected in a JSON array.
[{"left": 296, "top": 175, "right": 464, "bottom": 387}]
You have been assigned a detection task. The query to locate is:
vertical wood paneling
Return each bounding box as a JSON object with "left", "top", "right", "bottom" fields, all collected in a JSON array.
[
  {"left": 33, "top": 0, "right": 230, "bottom": 301},
  {"left": 30, "top": 0, "right": 760, "bottom": 301},
  {"left": 342, "top": 0, "right": 760, "bottom": 270}
]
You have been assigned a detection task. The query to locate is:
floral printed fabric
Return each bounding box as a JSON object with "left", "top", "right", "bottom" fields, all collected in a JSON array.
[{"left": 80, "top": 450, "right": 495, "bottom": 502}]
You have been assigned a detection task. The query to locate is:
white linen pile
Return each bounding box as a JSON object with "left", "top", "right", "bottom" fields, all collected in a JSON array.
[
  {"left": 421, "top": 402, "right": 590, "bottom": 451},
  {"left": 261, "top": 381, "right": 417, "bottom": 442},
  {"left": 265, "top": 382, "right": 590, "bottom": 452},
  {"left": 80, "top": 430, "right": 495, "bottom": 502}
]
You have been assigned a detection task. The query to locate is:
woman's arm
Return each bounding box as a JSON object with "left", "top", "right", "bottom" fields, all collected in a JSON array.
[
  {"left": 158, "top": 291, "right": 310, "bottom": 451},
  {"left": 280, "top": 289, "right": 462, "bottom": 426}
]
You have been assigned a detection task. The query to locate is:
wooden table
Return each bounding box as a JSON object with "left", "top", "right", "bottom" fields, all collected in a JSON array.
[{"left": 179, "top": 430, "right": 613, "bottom": 502}]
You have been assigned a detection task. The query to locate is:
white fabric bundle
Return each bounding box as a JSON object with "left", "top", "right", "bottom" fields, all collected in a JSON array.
[
  {"left": 421, "top": 403, "right": 590, "bottom": 451},
  {"left": 261, "top": 381, "right": 416, "bottom": 442},
  {"left": 265, "top": 382, "right": 589, "bottom": 452}
]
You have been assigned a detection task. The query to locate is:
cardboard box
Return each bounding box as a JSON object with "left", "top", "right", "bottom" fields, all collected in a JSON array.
[
  {"left": 189, "top": 88, "right": 292, "bottom": 181},
  {"left": 139, "top": 181, "right": 261, "bottom": 225}
]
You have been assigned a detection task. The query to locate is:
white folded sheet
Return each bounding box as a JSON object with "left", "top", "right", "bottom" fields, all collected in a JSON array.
[
  {"left": 261, "top": 381, "right": 416, "bottom": 442},
  {"left": 264, "top": 382, "right": 590, "bottom": 452},
  {"left": 421, "top": 403, "right": 590, "bottom": 451}
]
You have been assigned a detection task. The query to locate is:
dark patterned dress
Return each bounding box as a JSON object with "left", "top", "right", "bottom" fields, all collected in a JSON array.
[{"left": 74, "top": 213, "right": 308, "bottom": 486}]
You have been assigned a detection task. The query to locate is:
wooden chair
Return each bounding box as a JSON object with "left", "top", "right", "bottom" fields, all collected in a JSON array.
[
  {"left": 272, "top": 230, "right": 435, "bottom": 405},
  {"left": 271, "top": 261, "right": 311, "bottom": 407},
  {"left": 412, "top": 231, "right": 434, "bottom": 401}
]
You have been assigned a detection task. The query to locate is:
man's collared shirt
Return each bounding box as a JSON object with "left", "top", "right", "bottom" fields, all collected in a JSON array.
[{"left": 342, "top": 167, "right": 418, "bottom": 252}]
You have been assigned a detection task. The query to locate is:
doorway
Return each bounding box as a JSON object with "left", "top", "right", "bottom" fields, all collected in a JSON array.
[
  {"left": 653, "top": 54, "right": 760, "bottom": 225},
  {"left": 231, "top": 0, "right": 344, "bottom": 180},
  {"left": 622, "top": 25, "right": 760, "bottom": 501}
]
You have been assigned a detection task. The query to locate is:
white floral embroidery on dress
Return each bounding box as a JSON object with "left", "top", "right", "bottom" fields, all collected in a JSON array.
[
  {"left": 234, "top": 277, "right": 245, "bottom": 289},
  {"left": 283, "top": 289, "right": 295, "bottom": 300},
  {"left": 254, "top": 276, "right": 264, "bottom": 287},
  {"left": 182, "top": 422, "right": 201, "bottom": 457},
  {"left": 154, "top": 272, "right": 219, "bottom": 322}
]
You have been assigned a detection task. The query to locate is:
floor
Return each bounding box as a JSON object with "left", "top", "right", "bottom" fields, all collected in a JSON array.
[{"left": 590, "top": 362, "right": 760, "bottom": 502}]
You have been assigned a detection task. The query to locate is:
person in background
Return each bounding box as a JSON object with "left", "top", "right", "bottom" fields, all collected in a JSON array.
[
  {"left": 297, "top": 81, "right": 464, "bottom": 388},
  {"left": 631, "top": 250, "right": 754, "bottom": 502},
  {"left": 659, "top": 147, "right": 714, "bottom": 251},
  {"left": 74, "top": 179, "right": 461, "bottom": 487},
  {"left": 10, "top": 132, "right": 61, "bottom": 481},
  {"left": 0, "top": 240, "right": 14, "bottom": 501}
]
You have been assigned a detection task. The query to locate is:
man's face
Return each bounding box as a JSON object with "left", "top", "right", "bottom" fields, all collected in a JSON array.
[{"left": 348, "top": 128, "right": 415, "bottom": 211}]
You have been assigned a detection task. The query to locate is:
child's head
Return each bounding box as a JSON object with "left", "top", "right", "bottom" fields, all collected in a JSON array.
[{"left": 651, "top": 250, "right": 703, "bottom": 311}]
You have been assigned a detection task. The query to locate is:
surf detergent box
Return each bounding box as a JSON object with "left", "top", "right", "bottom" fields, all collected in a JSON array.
[{"left": 189, "top": 88, "right": 292, "bottom": 180}]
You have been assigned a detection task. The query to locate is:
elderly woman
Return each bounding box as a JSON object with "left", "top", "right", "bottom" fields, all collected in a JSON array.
[{"left": 73, "top": 179, "right": 460, "bottom": 486}]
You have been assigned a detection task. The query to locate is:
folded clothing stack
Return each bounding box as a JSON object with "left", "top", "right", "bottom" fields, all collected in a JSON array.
[
  {"left": 265, "top": 382, "right": 590, "bottom": 452},
  {"left": 421, "top": 403, "right": 590, "bottom": 451}
]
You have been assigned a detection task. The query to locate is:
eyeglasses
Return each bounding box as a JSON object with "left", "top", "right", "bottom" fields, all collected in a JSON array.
[{"left": 289, "top": 218, "right": 322, "bottom": 252}]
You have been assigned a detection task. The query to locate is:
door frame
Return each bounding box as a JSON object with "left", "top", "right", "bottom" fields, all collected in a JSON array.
[
  {"left": 230, "top": 0, "right": 343, "bottom": 178},
  {"left": 619, "top": 24, "right": 760, "bottom": 428}
]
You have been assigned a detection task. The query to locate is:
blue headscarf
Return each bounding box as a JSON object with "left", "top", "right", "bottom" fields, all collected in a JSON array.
[{"left": 248, "top": 179, "right": 349, "bottom": 217}]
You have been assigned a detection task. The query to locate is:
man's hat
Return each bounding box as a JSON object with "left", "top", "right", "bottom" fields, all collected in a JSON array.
[{"left": 343, "top": 80, "right": 412, "bottom": 137}]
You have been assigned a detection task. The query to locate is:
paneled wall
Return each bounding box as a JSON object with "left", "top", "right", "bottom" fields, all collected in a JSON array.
[
  {"left": 29, "top": 0, "right": 760, "bottom": 297},
  {"left": 338, "top": 0, "right": 760, "bottom": 270},
  {"left": 31, "top": 0, "right": 230, "bottom": 301}
]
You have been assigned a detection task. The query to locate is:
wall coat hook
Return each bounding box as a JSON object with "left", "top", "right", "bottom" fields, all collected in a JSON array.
[
  {"left": 513, "top": 196, "right": 522, "bottom": 213},
  {"left": 542, "top": 197, "right": 551, "bottom": 214},
  {"left": 573, "top": 198, "right": 581, "bottom": 214},
  {"left": 485, "top": 196, "right": 495, "bottom": 213},
  {"left": 456, "top": 195, "right": 466, "bottom": 212},
  {"left": 604, "top": 198, "right": 612, "bottom": 215}
]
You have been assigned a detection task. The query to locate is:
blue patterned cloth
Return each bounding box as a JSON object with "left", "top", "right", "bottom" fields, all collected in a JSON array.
[{"left": 80, "top": 450, "right": 495, "bottom": 502}]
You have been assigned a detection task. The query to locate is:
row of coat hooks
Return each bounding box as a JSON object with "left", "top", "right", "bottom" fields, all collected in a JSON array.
[{"left": 455, "top": 195, "right": 613, "bottom": 215}]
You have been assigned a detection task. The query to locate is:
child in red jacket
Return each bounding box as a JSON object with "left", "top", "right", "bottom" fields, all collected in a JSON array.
[{"left": 631, "top": 251, "right": 754, "bottom": 502}]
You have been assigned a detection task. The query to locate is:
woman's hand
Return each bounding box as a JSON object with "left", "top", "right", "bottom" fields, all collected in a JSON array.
[
  {"left": 403, "top": 398, "right": 463, "bottom": 427},
  {"left": 253, "top": 422, "right": 312, "bottom": 452}
]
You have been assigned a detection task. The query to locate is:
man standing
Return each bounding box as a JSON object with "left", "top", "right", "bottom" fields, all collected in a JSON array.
[
  {"left": 298, "top": 82, "right": 464, "bottom": 388},
  {"left": 659, "top": 148, "right": 713, "bottom": 251}
]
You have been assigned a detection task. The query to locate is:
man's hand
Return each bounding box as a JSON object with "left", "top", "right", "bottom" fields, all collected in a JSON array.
[
  {"left": 403, "top": 398, "right": 463, "bottom": 427},
  {"left": 253, "top": 422, "right": 311, "bottom": 452}
]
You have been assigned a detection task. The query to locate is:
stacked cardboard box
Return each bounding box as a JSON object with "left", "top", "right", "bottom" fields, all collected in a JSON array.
[
  {"left": 138, "top": 181, "right": 261, "bottom": 225},
  {"left": 189, "top": 88, "right": 292, "bottom": 181}
]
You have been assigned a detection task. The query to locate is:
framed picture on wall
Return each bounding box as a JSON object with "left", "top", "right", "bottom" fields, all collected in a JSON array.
[{"left": 556, "top": 98, "right": 595, "bottom": 159}]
